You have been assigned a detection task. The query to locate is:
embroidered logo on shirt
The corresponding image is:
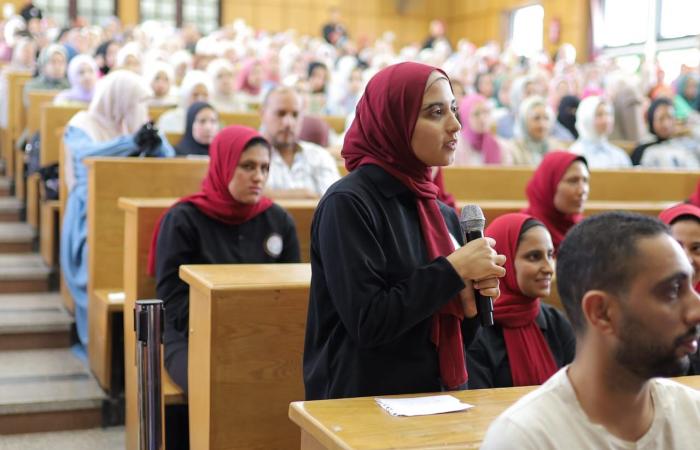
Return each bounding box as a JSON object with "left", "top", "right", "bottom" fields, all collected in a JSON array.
[{"left": 264, "top": 233, "right": 283, "bottom": 258}]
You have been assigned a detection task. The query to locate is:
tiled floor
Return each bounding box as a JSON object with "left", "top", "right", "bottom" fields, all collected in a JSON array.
[
  {"left": 0, "top": 223, "right": 34, "bottom": 243},
  {"left": 0, "top": 426, "right": 124, "bottom": 450},
  {"left": 0, "top": 254, "right": 52, "bottom": 280}
]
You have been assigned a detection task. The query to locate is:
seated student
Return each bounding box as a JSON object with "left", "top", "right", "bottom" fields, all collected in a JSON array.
[
  {"left": 157, "top": 70, "right": 212, "bottom": 134},
  {"left": 505, "top": 96, "right": 566, "bottom": 166},
  {"left": 61, "top": 70, "right": 174, "bottom": 352},
  {"left": 53, "top": 54, "right": 98, "bottom": 106},
  {"left": 551, "top": 94, "right": 579, "bottom": 142},
  {"left": 454, "top": 93, "right": 509, "bottom": 166},
  {"left": 482, "top": 212, "right": 700, "bottom": 449},
  {"left": 260, "top": 86, "right": 341, "bottom": 199},
  {"left": 569, "top": 95, "right": 631, "bottom": 168},
  {"left": 174, "top": 102, "right": 219, "bottom": 156},
  {"left": 206, "top": 58, "right": 246, "bottom": 113},
  {"left": 467, "top": 213, "right": 575, "bottom": 389},
  {"left": 522, "top": 151, "right": 589, "bottom": 252},
  {"left": 632, "top": 97, "right": 700, "bottom": 169},
  {"left": 659, "top": 204, "right": 700, "bottom": 293},
  {"left": 144, "top": 61, "right": 177, "bottom": 107},
  {"left": 148, "top": 125, "right": 301, "bottom": 394},
  {"left": 690, "top": 180, "right": 700, "bottom": 208},
  {"left": 236, "top": 59, "right": 265, "bottom": 109},
  {"left": 659, "top": 203, "right": 700, "bottom": 375},
  {"left": 23, "top": 44, "right": 69, "bottom": 107}
]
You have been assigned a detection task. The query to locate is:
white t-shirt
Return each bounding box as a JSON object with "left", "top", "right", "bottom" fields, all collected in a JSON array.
[
  {"left": 266, "top": 140, "right": 340, "bottom": 196},
  {"left": 482, "top": 367, "right": 700, "bottom": 450}
]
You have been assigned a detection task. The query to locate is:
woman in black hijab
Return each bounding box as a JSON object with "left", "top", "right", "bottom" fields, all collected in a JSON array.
[
  {"left": 175, "top": 102, "right": 220, "bottom": 156},
  {"left": 630, "top": 97, "right": 674, "bottom": 166},
  {"left": 552, "top": 95, "right": 580, "bottom": 141}
]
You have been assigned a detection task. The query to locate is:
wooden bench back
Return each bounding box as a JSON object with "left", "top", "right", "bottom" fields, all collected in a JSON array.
[
  {"left": 2, "top": 71, "right": 32, "bottom": 176},
  {"left": 27, "top": 90, "right": 58, "bottom": 135},
  {"left": 441, "top": 166, "right": 699, "bottom": 202}
]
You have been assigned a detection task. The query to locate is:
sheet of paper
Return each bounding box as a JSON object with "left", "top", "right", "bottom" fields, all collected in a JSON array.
[
  {"left": 107, "top": 291, "right": 126, "bottom": 302},
  {"left": 375, "top": 395, "right": 474, "bottom": 417}
]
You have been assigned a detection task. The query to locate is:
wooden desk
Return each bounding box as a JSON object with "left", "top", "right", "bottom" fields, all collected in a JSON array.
[
  {"left": 179, "top": 263, "right": 311, "bottom": 450},
  {"left": 290, "top": 376, "right": 700, "bottom": 449}
]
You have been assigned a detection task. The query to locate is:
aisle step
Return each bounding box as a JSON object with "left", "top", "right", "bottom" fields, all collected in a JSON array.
[
  {"left": 0, "top": 253, "right": 52, "bottom": 293},
  {"left": 0, "top": 293, "right": 72, "bottom": 350}
]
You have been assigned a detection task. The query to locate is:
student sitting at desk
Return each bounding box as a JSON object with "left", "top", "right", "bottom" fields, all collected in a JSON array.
[
  {"left": 148, "top": 125, "right": 301, "bottom": 394},
  {"left": 174, "top": 101, "right": 219, "bottom": 156},
  {"left": 467, "top": 213, "right": 575, "bottom": 389},
  {"left": 61, "top": 70, "right": 174, "bottom": 353},
  {"left": 482, "top": 212, "right": 700, "bottom": 449}
]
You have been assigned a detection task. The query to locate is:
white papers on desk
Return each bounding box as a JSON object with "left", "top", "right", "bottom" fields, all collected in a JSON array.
[
  {"left": 375, "top": 395, "right": 474, "bottom": 417},
  {"left": 107, "top": 292, "right": 126, "bottom": 302}
]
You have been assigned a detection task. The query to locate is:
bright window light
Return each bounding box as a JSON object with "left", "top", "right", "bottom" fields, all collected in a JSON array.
[{"left": 510, "top": 4, "right": 544, "bottom": 57}]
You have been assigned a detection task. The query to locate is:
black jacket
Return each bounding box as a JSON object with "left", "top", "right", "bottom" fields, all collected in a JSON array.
[{"left": 303, "top": 164, "right": 479, "bottom": 400}]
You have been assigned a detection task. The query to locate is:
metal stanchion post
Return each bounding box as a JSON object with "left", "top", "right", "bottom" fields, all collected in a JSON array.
[{"left": 135, "top": 299, "right": 165, "bottom": 450}]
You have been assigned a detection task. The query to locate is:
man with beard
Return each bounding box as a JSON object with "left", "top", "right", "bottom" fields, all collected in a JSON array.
[
  {"left": 260, "top": 86, "right": 340, "bottom": 199},
  {"left": 482, "top": 212, "right": 700, "bottom": 449}
]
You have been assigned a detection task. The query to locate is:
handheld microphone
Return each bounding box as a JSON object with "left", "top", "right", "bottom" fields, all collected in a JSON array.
[{"left": 459, "top": 204, "right": 494, "bottom": 327}]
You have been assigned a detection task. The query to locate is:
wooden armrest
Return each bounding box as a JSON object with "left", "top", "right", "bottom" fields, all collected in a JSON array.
[
  {"left": 164, "top": 373, "right": 186, "bottom": 405},
  {"left": 94, "top": 288, "right": 125, "bottom": 312}
]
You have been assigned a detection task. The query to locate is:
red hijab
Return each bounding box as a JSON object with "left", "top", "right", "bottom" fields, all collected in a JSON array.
[
  {"left": 458, "top": 93, "right": 503, "bottom": 164},
  {"left": 522, "top": 151, "right": 586, "bottom": 252},
  {"left": 147, "top": 125, "right": 273, "bottom": 276},
  {"left": 689, "top": 180, "right": 700, "bottom": 208},
  {"left": 485, "top": 213, "right": 558, "bottom": 386},
  {"left": 342, "top": 62, "right": 467, "bottom": 389},
  {"left": 659, "top": 203, "right": 700, "bottom": 292}
]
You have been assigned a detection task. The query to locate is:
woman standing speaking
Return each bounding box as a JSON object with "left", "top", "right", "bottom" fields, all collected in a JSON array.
[{"left": 303, "top": 62, "right": 507, "bottom": 400}]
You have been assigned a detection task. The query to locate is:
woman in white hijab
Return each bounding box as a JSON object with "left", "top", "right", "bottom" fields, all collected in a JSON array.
[
  {"left": 0, "top": 37, "right": 37, "bottom": 129},
  {"left": 144, "top": 60, "right": 177, "bottom": 107},
  {"left": 156, "top": 70, "right": 212, "bottom": 134},
  {"left": 503, "top": 95, "right": 566, "bottom": 166},
  {"left": 206, "top": 58, "right": 245, "bottom": 113},
  {"left": 115, "top": 41, "right": 142, "bottom": 73},
  {"left": 569, "top": 96, "right": 631, "bottom": 169},
  {"left": 61, "top": 71, "right": 174, "bottom": 352}
]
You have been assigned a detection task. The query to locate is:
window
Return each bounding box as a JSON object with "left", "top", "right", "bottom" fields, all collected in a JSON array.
[
  {"left": 34, "top": 0, "right": 70, "bottom": 27},
  {"left": 659, "top": 0, "right": 700, "bottom": 39},
  {"left": 141, "top": 0, "right": 219, "bottom": 33},
  {"left": 509, "top": 4, "right": 544, "bottom": 57},
  {"left": 77, "top": 0, "right": 116, "bottom": 27},
  {"left": 602, "top": 0, "right": 651, "bottom": 47},
  {"left": 35, "top": 0, "right": 115, "bottom": 27}
]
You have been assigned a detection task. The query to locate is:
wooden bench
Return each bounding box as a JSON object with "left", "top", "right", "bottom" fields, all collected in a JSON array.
[
  {"left": 119, "top": 197, "right": 187, "bottom": 450},
  {"left": 442, "top": 166, "right": 699, "bottom": 202},
  {"left": 84, "top": 158, "right": 208, "bottom": 391},
  {"left": 1, "top": 71, "right": 31, "bottom": 178},
  {"left": 290, "top": 376, "right": 700, "bottom": 449},
  {"left": 179, "top": 263, "right": 311, "bottom": 450}
]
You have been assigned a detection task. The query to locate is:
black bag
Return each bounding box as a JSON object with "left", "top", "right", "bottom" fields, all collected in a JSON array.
[{"left": 37, "top": 163, "right": 59, "bottom": 200}]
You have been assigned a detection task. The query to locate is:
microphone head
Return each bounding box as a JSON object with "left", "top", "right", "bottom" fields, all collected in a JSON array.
[{"left": 460, "top": 204, "right": 486, "bottom": 232}]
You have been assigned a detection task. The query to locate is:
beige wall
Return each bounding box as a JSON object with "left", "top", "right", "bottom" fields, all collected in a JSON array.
[
  {"left": 446, "top": 0, "right": 590, "bottom": 62},
  {"left": 1, "top": 0, "right": 588, "bottom": 61}
]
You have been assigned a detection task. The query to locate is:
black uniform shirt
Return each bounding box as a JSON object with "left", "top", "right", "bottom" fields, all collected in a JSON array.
[
  {"left": 304, "top": 164, "right": 480, "bottom": 400},
  {"left": 466, "top": 303, "right": 576, "bottom": 389},
  {"left": 155, "top": 202, "right": 300, "bottom": 344}
]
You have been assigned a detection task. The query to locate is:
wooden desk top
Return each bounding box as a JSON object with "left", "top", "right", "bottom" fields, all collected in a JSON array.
[
  {"left": 290, "top": 376, "right": 700, "bottom": 450},
  {"left": 179, "top": 263, "right": 311, "bottom": 292},
  {"left": 118, "top": 197, "right": 178, "bottom": 212}
]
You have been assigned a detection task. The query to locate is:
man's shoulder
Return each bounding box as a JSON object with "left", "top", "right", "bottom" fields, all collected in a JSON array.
[
  {"left": 481, "top": 369, "right": 575, "bottom": 449},
  {"left": 298, "top": 140, "right": 335, "bottom": 160}
]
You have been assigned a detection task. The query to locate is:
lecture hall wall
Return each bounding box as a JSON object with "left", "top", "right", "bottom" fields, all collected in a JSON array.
[{"left": 2, "top": 0, "right": 589, "bottom": 61}]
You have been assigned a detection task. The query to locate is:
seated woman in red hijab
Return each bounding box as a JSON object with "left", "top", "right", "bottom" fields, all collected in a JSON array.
[
  {"left": 522, "top": 151, "right": 589, "bottom": 252},
  {"left": 466, "top": 213, "right": 575, "bottom": 388},
  {"left": 659, "top": 203, "right": 700, "bottom": 375},
  {"left": 303, "top": 62, "right": 507, "bottom": 400},
  {"left": 148, "top": 125, "right": 301, "bottom": 394}
]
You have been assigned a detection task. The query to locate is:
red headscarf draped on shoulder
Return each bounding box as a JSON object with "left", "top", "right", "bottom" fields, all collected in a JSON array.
[
  {"left": 342, "top": 62, "right": 467, "bottom": 389},
  {"left": 659, "top": 203, "right": 700, "bottom": 292},
  {"left": 689, "top": 180, "right": 700, "bottom": 208},
  {"left": 485, "top": 213, "right": 558, "bottom": 386},
  {"left": 522, "top": 151, "right": 587, "bottom": 252},
  {"left": 147, "top": 125, "right": 273, "bottom": 275}
]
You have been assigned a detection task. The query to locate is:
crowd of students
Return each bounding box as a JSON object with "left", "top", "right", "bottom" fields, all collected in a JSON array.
[{"left": 1, "top": 6, "right": 700, "bottom": 448}]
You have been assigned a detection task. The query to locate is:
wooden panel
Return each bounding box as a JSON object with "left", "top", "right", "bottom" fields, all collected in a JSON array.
[
  {"left": 441, "top": 166, "right": 700, "bottom": 203},
  {"left": 40, "top": 104, "right": 82, "bottom": 166},
  {"left": 27, "top": 91, "right": 58, "bottom": 135},
  {"left": 85, "top": 158, "right": 208, "bottom": 391},
  {"left": 40, "top": 200, "right": 60, "bottom": 267},
  {"left": 26, "top": 173, "right": 40, "bottom": 229},
  {"left": 120, "top": 197, "right": 185, "bottom": 450},
  {"left": 180, "top": 264, "right": 311, "bottom": 450},
  {"left": 3, "top": 71, "right": 32, "bottom": 177}
]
